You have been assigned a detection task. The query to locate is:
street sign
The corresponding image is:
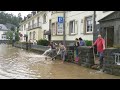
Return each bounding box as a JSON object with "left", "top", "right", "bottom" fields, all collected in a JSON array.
[
  {"left": 57, "top": 23, "right": 63, "bottom": 35},
  {"left": 58, "top": 17, "right": 64, "bottom": 23}
]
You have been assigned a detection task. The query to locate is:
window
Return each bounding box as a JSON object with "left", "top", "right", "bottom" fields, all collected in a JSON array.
[
  {"left": 33, "top": 31, "right": 36, "bottom": 40},
  {"left": 86, "top": 16, "right": 93, "bottom": 33},
  {"left": 29, "top": 32, "right": 32, "bottom": 39},
  {"left": 32, "top": 19, "right": 34, "bottom": 28},
  {"left": 28, "top": 22, "right": 30, "bottom": 30},
  {"left": 37, "top": 17, "right": 39, "bottom": 27},
  {"left": 44, "top": 30, "right": 47, "bottom": 39},
  {"left": 24, "top": 24, "right": 26, "bottom": 30},
  {"left": 114, "top": 53, "right": 120, "bottom": 65},
  {"left": 69, "top": 20, "right": 75, "bottom": 34},
  {"left": 52, "top": 23, "right": 56, "bottom": 35},
  {"left": 43, "top": 14, "right": 47, "bottom": 24}
]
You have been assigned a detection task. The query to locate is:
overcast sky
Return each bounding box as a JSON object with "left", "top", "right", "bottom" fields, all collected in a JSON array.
[{"left": 5, "top": 11, "right": 32, "bottom": 18}]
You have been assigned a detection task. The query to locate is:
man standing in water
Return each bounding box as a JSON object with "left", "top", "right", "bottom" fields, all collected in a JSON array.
[{"left": 91, "top": 34, "right": 105, "bottom": 72}]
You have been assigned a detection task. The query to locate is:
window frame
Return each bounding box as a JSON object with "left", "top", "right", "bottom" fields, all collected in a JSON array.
[
  {"left": 85, "top": 16, "right": 93, "bottom": 33},
  {"left": 69, "top": 20, "right": 75, "bottom": 35}
]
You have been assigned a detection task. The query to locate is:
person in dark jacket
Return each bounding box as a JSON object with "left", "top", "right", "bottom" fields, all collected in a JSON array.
[
  {"left": 79, "top": 37, "right": 86, "bottom": 46},
  {"left": 74, "top": 38, "right": 80, "bottom": 62}
]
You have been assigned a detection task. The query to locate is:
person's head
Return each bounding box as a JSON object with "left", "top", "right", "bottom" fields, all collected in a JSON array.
[
  {"left": 75, "top": 38, "right": 79, "bottom": 41},
  {"left": 98, "top": 34, "right": 102, "bottom": 39},
  {"left": 50, "top": 41, "right": 53, "bottom": 44},
  {"left": 59, "top": 42, "right": 63, "bottom": 45},
  {"left": 79, "top": 37, "right": 83, "bottom": 41}
]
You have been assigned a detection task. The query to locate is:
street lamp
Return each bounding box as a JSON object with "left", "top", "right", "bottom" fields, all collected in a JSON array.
[
  {"left": 63, "top": 11, "right": 66, "bottom": 46},
  {"left": 93, "top": 11, "right": 96, "bottom": 42}
]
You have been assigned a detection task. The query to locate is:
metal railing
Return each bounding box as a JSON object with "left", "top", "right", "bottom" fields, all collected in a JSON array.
[
  {"left": 114, "top": 53, "right": 120, "bottom": 65},
  {"left": 31, "top": 44, "right": 49, "bottom": 51},
  {"left": 26, "top": 22, "right": 42, "bottom": 30}
]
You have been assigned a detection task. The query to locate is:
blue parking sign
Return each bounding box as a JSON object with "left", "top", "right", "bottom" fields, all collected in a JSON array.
[{"left": 58, "top": 17, "right": 64, "bottom": 23}]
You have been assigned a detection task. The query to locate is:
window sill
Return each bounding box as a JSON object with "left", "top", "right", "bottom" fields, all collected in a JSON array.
[
  {"left": 69, "top": 33, "right": 77, "bottom": 36},
  {"left": 84, "top": 33, "right": 93, "bottom": 35}
]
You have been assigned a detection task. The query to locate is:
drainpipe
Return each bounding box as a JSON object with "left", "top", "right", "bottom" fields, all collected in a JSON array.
[{"left": 63, "top": 11, "right": 66, "bottom": 46}]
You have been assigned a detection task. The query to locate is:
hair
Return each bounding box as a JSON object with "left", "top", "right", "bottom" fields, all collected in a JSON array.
[
  {"left": 79, "top": 37, "right": 83, "bottom": 40},
  {"left": 98, "top": 34, "right": 101, "bottom": 37},
  {"left": 75, "top": 38, "right": 78, "bottom": 40}
]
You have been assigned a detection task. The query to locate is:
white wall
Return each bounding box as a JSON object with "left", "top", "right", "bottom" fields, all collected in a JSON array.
[
  {"left": 0, "top": 31, "right": 7, "bottom": 40},
  {"left": 66, "top": 11, "right": 93, "bottom": 41},
  {"left": 65, "top": 11, "right": 114, "bottom": 41}
]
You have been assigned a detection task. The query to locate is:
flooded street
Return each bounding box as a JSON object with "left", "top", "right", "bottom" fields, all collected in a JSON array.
[{"left": 0, "top": 44, "right": 120, "bottom": 79}]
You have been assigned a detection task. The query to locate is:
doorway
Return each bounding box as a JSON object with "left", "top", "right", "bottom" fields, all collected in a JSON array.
[{"left": 105, "top": 26, "right": 114, "bottom": 47}]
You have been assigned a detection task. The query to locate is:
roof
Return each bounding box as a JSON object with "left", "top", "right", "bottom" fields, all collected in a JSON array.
[
  {"left": 98, "top": 11, "right": 120, "bottom": 22},
  {"left": 5, "top": 23, "right": 16, "bottom": 30},
  {"left": 0, "top": 24, "right": 9, "bottom": 31}
]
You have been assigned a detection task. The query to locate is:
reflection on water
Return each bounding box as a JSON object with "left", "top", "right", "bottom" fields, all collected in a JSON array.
[{"left": 0, "top": 44, "right": 120, "bottom": 79}]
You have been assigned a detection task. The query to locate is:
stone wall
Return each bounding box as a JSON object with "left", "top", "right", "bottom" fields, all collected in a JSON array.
[
  {"left": 103, "top": 48, "right": 120, "bottom": 76},
  {"left": 78, "top": 46, "right": 94, "bottom": 68}
]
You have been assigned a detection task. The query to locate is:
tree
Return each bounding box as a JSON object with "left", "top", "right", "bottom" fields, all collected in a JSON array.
[
  {"left": 0, "top": 12, "right": 23, "bottom": 27},
  {"left": 6, "top": 30, "right": 13, "bottom": 44},
  {"left": 10, "top": 26, "right": 15, "bottom": 31}
]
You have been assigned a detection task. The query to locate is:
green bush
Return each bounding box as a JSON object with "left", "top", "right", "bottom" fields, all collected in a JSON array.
[
  {"left": 37, "top": 39, "right": 49, "bottom": 46},
  {"left": 85, "top": 40, "right": 92, "bottom": 46}
]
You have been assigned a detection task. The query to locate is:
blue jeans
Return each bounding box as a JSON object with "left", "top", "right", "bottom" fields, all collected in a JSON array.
[
  {"left": 60, "top": 50, "right": 66, "bottom": 61},
  {"left": 76, "top": 48, "right": 79, "bottom": 57},
  {"left": 98, "top": 52, "right": 104, "bottom": 69}
]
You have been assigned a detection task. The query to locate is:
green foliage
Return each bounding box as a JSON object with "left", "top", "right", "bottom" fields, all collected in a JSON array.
[
  {"left": 15, "top": 28, "right": 20, "bottom": 41},
  {"left": 6, "top": 28, "right": 20, "bottom": 43},
  {"left": 85, "top": 40, "right": 92, "bottom": 46},
  {"left": 37, "top": 39, "right": 49, "bottom": 46},
  {"left": 0, "top": 11, "right": 22, "bottom": 27}
]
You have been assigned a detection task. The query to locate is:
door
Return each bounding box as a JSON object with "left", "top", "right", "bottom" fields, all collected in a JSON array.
[{"left": 106, "top": 26, "right": 114, "bottom": 47}]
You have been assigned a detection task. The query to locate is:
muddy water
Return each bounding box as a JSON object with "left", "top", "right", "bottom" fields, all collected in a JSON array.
[{"left": 0, "top": 44, "right": 120, "bottom": 79}]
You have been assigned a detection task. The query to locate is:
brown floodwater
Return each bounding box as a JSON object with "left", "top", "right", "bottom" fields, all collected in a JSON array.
[{"left": 0, "top": 44, "right": 120, "bottom": 79}]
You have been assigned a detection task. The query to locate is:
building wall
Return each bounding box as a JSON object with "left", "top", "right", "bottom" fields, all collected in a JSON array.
[
  {"left": 51, "top": 12, "right": 64, "bottom": 41},
  {"left": 0, "top": 31, "right": 7, "bottom": 40},
  {"left": 19, "top": 11, "right": 51, "bottom": 42},
  {"left": 66, "top": 11, "right": 93, "bottom": 41}
]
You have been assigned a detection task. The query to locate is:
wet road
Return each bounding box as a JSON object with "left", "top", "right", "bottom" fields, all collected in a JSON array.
[{"left": 0, "top": 44, "right": 120, "bottom": 79}]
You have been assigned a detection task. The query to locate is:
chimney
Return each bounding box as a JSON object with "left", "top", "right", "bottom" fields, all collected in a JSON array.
[
  {"left": 27, "top": 14, "right": 32, "bottom": 18},
  {"left": 31, "top": 11, "right": 36, "bottom": 16}
]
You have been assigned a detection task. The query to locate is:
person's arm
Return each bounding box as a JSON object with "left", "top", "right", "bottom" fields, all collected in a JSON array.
[
  {"left": 90, "top": 39, "right": 97, "bottom": 48},
  {"left": 102, "top": 39, "right": 105, "bottom": 50}
]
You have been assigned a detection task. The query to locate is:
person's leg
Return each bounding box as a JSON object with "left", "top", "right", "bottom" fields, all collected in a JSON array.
[
  {"left": 63, "top": 51, "right": 66, "bottom": 62},
  {"left": 76, "top": 48, "right": 78, "bottom": 57},
  {"left": 60, "top": 51, "right": 63, "bottom": 60},
  {"left": 99, "top": 52, "right": 104, "bottom": 69}
]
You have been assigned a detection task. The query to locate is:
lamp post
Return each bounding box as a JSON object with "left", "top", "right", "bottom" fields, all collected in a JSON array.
[
  {"left": 63, "top": 11, "right": 66, "bottom": 46},
  {"left": 93, "top": 11, "right": 96, "bottom": 42}
]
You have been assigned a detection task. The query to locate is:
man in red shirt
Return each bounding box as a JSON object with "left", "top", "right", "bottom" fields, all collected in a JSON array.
[{"left": 92, "top": 34, "right": 105, "bottom": 71}]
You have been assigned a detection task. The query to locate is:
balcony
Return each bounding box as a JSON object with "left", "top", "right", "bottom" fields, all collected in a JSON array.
[{"left": 26, "top": 22, "right": 42, "bottom": 30}]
